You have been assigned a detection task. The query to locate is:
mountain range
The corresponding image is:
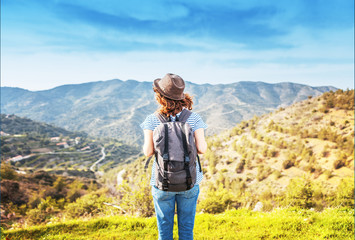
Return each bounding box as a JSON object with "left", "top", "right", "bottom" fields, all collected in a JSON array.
[{"left": 1, "top": 80, "right": 337, "bottom": 145}]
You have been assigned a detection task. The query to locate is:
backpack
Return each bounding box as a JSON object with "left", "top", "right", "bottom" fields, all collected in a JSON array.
[{"left": 145, "top": 109, "right": 202, "bottom": 192}]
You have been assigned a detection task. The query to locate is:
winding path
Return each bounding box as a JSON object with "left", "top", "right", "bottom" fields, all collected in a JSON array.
[{"left": 90, "top": 147, "right": 106, "bottom": 172}]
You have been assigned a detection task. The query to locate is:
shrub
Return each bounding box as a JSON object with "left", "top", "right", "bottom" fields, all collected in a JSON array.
[
  {"left": 226, "top": 158, "right": 233, "bottom": 165},
  {"left": 0, "top": 162, "right": 18, "bottom": 180},
  {"left": 262, "top": 200, "right": 273, "bottom": 212},
  {"left": 119, "top": 177, "right": 154, "bottom": 217},
  {"left": 314, "top": 200, "right": 324, "bottom": 212},
  {"left": 53, "top": 176, "right": 66, "bottom": 192},
  {"left": 334, "top": 177, "right": 354, "bottom": 207},
  {"left": 256, "top": 165, "right": 272, "bottom": 181},
  {"left": 66, "top": 179, "right": 86, "bottom": 202},
  {"left": 64, "top": 191, "right": 114, "bottom": 219},
  {"left": 26, "top": 208, "right": 48, "bottom": 225},
  {"left": 267, "top": 149, "right": 278, "bottom": 158},
  {"left": 272, "top": 170, "right": 282, "bottom": 179},
  {"left": 198, "top": 186, "right": 239, "bottom": 214},
  {"left": 259, "top": 189, "right": 273, "bottom": 201},
  {"left": 323, "top": 170, "right": 332, "bottom": 180},
  {"left": 333, "top": 158, "right": 347, "bottom": 169},
  {"left": 284, "top": 177, "right": 314, "bottom": 209},
  {"left": 236, "top": 160, "right": 245, "bottom": 173},
  {"left": 282, "top": 159, "right": 295, "bottom": 169}
]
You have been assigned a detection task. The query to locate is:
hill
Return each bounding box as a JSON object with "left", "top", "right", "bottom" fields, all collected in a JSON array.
[
  {"left": 0, "top": 115, "right": 140, "bottom": 229},
  {"left": 1, "top": 80, "right": 336, "bottom": 144},
  {"left": 1, "top": 114, "right": 141, "bottom": 175},
  {"left": 109, "top": 89, "right": 354, "bottom": 213},
  {"left": 200, "top": 89, "right": 354, "bottom": 193},
  {"left": 0, "top": 114, "right": 81, "bottom": 137}
]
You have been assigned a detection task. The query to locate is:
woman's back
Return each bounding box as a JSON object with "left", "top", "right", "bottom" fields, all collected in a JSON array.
[{"left": 141, "top": 73, "right": 207, "bottom": 240}]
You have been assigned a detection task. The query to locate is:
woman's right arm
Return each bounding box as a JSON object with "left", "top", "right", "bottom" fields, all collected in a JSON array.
[
  {"left": 143, "top": 129, "right": 155, "bottom": 157},
  {"left": 194, "top": 128, "right": 207, "bottom": 154}
]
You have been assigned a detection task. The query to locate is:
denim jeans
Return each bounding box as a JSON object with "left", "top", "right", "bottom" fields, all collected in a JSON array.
[{"left": 152, "top": 184, "right": 200, "bottom": 240}]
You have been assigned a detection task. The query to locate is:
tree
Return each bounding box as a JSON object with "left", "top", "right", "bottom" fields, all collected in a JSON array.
[
  {"left": 0, "top": 162, "right": 18, "bottom": 180},
  {"left": 284, "top": 177, "right": 314, "bottom": 209}
]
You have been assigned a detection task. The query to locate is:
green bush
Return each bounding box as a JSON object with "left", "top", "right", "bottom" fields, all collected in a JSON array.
[
  {"left": 118, "top": 177, "right": 154, "bottom": 217},
  {"left": 282, "top": 159, "right": 295, "bottom": 169},
  {"left": 235, "top": 159, "right": 245, "bottom": 173},
  {"left": 0, "top": 162, "right": 18, "bottom": 180},
  {"left": 256, "top": 165, "right": 272, "bottom": 181},
  {"left": 284, "top": 177, "right": 314, "bottom": 209},
  {"left": 64, "top": 191, "right": 114, "bottom": 219},
  {"left": 26, "top": 208, "right": 48, "bottom": 225},
  {"left": 262, "top": 200, "right": 273, "bottom": 212},
  {"left": 334, "top": 177, "right": 354, "bottom": 208},
  {"left": 198, "top": 186, "right": 239, "bottom": 214},
  {"left": 333, "top": 152, "right": 348, "bottom": 169},
  {"left": 272, "top": 170, "right": 282, "bottom": 179}
]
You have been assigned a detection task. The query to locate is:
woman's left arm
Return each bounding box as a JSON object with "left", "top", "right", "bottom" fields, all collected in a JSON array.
[
  {"left": 143, "top": 129, "right": 155, "bottom": 157},
  {"left": 194, "top": 128, "right": 207, "bottom": 154}
]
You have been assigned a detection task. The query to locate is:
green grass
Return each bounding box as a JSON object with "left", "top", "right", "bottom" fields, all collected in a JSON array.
[{"left": 3, "top": 208, "right": 353, "bottom": 240}]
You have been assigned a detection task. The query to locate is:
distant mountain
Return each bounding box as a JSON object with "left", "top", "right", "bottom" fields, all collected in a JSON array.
[{"left": 1, "top": 80, "right": 337, "bottom": 145}]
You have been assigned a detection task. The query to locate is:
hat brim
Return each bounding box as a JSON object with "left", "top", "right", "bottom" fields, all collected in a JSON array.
[{"left": 153, "top": 78, "right": 185, "bottom": 100}]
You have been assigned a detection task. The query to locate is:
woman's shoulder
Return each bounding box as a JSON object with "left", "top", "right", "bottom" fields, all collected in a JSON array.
[
  {"left": 186, "top": 111, "right": 207, "bottom": 129},
  {"left": 140, "top": 113, "right": 160, "bottom": 130},
  {"left": 186, "top": 111, "right": 203, "bottom": 121}
]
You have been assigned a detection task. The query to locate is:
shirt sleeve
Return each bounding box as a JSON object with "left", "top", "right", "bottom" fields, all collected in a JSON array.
[
  {"left": 190, "top": 112, "right": 208, "bottom": 132},
  {"left": 140, "top": 114, "right": 155, "bottom": 131}
]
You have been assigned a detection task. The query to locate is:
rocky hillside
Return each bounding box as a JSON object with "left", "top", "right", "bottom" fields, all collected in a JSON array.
[
  {"left": 109, "top": 89, "right": 354, "bottom": 210},
  {"left": 1, "top": 80, "right": 336, "bottom": 145},
  {"left": 200, "top": 89, "right": 354, "bottom": 195}
]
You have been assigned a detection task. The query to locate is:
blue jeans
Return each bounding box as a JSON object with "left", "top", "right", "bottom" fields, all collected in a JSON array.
[{"left": 152, "top": 185, "right": 200, "bottom": 240}]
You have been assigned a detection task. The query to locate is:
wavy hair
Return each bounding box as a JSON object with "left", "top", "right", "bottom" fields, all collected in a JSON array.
[{"left": 153, "top": 87, "right": 193, "bottom": 117}]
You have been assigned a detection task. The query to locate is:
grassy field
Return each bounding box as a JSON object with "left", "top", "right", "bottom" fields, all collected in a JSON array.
[{"left": 2, "top": 207, "right": 353, "bottom": 240}]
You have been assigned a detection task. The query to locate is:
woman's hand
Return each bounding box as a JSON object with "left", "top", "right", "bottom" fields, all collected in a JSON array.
[
  {"left": 194, "top": 128, "right": 207, "bottom": 154},
  {"left": 143, "top": 130, "right": 155, "bottom": 157}
]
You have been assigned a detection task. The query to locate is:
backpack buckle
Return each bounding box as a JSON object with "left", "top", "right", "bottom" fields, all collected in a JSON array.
[
  {"left": 162, "top": 181, "right": 169, "bottom": 191},
  {"left": 184, "top": 156, "right": 190, "bottom": 162},
  {"left": 163, "top": 153, "right": 169, "bottom": 161}
]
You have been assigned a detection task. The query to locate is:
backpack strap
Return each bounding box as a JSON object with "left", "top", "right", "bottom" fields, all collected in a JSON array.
[
  {"left": 197, "top": 154, "right": 202, "bottom": 172},
  {"left": 144, "top": 155, "right": 153, "bottom": 170},
  {"left": 181, "top": 123, "right": 192, "bottom": 190},
  {"left": 178, "top": 109, "right": 192, "bottom": 123},
  {"left": 155, "top": 112, "right": 169, "bottom": 123},
  {"left": 162, "top": 123, "right": 169, "bottom": 191}
]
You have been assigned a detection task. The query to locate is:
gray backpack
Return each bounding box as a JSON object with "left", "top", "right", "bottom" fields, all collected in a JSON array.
[{"left": 145, "top": 109, "right": 202, "bottom": 192}]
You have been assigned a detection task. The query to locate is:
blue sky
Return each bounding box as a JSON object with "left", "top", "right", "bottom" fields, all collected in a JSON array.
[{"left": 1, "top": 0, "right": 354, "bottom": 90}]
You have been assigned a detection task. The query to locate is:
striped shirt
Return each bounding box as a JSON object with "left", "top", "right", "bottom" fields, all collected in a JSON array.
[{"left": 140, "top": 110, "right": 207, "bottom": 186}]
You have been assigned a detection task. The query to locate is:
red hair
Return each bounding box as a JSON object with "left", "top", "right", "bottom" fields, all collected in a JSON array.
[{"left": 153, "top": 87, "right": 193, "bottom": 117}]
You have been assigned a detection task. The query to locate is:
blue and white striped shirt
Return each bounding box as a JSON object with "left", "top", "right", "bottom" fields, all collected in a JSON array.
[{"left": 140, "top": 110, "right": 207, "bottom": 186}]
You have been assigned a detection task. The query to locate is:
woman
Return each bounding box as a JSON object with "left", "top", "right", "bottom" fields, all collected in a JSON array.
[{"left": 140, "top": 73, "right": 207, "bottom": 240}]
